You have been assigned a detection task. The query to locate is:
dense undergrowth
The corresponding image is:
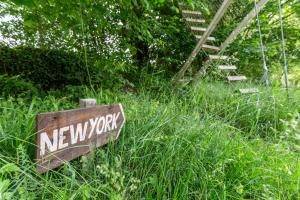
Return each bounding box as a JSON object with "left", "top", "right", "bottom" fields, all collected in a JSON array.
[{"left": 0, "top": 78, "right": 299, "bottom": 199}]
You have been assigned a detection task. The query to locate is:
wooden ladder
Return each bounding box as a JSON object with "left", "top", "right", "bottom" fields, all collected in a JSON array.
[{"left": 177, "top": 1, "right": 260, "bottom": 94}]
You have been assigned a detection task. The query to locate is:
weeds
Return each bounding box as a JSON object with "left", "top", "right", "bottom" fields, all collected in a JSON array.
[{"left": 0, "top": 81, "right": 299, "bottom": 199}]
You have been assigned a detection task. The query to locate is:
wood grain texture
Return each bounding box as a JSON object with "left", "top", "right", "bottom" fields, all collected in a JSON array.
[
  {"left": 80, "top": 99, "right": 97, "bottom": 108},
  {"left": 35, "top": 104, "right": 125, "bottom": 174}
]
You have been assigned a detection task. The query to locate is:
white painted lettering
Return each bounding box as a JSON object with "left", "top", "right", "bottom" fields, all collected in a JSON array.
[
  {"left": 88, "top": 117, "right": 99, "bottom": 139},
  {"left": 105, "top": 114, "right": 113, "bottom": 132},
  {"left": 40, "top": 130, "right": 58, "bottom": 156},
  {"left": 58, "top": 126, "right": 69, "bottom": 150},
  {"left": 111, "top": 112, "right": 120, "bottom": 130},
  {"left": 70, "top": 122, "right": 88, "bottom": 144},
  {"left": 96, "top": 116, "right": 105, "bottom": 135}
]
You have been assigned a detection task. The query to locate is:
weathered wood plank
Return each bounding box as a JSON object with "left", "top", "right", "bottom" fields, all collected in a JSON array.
[
  {"left": 239, "top": 88, "right": 259, "bottom": 94},
  {"left": 218, "top": 65, "right": 237, "bottom": 70},
  {"left": 227, "top": 76, "right": 247, "bottom": 81},
  {"left": 80, "top": 99, "right": 97, "bottom": 108},
  {"left": 182, "top": 10, "right": 202, "bottom": 16},
  {"left": 195, "top": 35, "right": 216, "bottom": 42},
  {"left": 209, "top": 55, "right": 229, "bottom": 60},
  {"left": 185, "top": 18, "right": 206, "bottom": 23},
  {"left": 191, "top": 26, "right": 207, "bottom": 32},
  {"left": 35, "top": 104, "right": 125, "bottom": 174},
  {"left": 202, "top": 44, "right": 220, "bottom": 51}
]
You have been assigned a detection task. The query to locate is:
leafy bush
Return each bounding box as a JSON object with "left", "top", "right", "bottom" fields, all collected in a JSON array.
[
  {"left": 0, "top": 45, "right": 88, "bottom": 90},
  {"left": 0, "top": 45, "right": 143, "bottom": 91},
  {"left": 0, "top": 75, "right": 38, "bottom": 98}
]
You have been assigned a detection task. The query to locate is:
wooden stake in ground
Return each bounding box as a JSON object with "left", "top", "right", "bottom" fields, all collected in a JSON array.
[{"left": 80, "top": 99, "right": 97, "bottom": 108}]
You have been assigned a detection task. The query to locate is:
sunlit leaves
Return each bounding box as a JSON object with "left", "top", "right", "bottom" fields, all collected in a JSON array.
[{"left": 10, "top": 0, "right": 34, "bottom": 8}]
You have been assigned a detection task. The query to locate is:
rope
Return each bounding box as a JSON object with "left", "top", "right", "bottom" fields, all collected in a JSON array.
[
  {"left": 254, "top": 0, "right": 269, "bottom": 86},
  {"left": 278, "top": 0, "right": 289, "bottom": 92}
]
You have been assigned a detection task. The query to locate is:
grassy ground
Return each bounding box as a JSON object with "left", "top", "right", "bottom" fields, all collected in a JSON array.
[{"left": 0, "top": 81, "right": 299, "bottom": 199}]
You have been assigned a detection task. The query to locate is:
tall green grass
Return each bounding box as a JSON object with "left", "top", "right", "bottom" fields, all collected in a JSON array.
[{"left": 0, "top": 81, "right": 299, "bottom": 199}]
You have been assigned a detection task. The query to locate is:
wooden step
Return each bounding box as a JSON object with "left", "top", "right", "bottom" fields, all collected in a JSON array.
[
  {"left": 239, "top": 88, "right": 259, "bottom": 94},
  {"left": 182, "top": 10, "right": 202, "bottom": 16},
  {"left": 191, "top": 26, "right": 207, "bottom": 32},
  {"left": 202, "top": 44, "right": 220, "bottom": 51},
  {"left": 218, "top": 65, "right": 237, "bottom": 70},
  {"left": 196, "top": 35, "right": 216, "bottom": 42},
  {"left": 185, "top": 18, "right": 205, "bottom": 23},
  {"left": 209, "top": 55, "right": 229, "bottom": 60},
  {"left": 227, "top": 76, "right": 247, "bottom": 81}
]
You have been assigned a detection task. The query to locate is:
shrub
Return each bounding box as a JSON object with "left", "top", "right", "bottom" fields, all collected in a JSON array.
[
  {"left": 0, "top": 45, "right": 87, "bottom": 90},
  {"left": 0, "top": 75, "right": 38, "bottom": 98},
  {"left": 0, "top": 45, "right": 141, "bottom": 91}
]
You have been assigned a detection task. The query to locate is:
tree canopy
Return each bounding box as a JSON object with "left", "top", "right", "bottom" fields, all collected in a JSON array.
[{"left": 0, "top": 0, "right": 299, "bottom": 88}]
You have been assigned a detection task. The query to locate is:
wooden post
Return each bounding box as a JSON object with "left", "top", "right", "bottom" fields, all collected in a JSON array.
[
  {"left": 80, "top": 99, "right": 97, "bottom": 108},
  {"left": 173, "top": 0, "right": 233, "bottom": 82}
]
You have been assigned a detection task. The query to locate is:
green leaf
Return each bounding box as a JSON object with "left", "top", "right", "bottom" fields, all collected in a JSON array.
[
  {"left": 235, "top": 183, "right": 244, "bottom": 195},
  {"left": 0, "top": 163, "right": 20, "bottom": 175},
  {"left": 11, "top": 0, "right": 35, "bottom": 8},
  {"left": 0, "top": 180, "right": 13, "bottom": 200},
  {"left": 24, "top": 15, "right": 38, "bottom": 28},
  {"left": 47, "top": 0, "right": 55, "bottom": 7},
  {"left": 0, "top": 180, "right": 10, "bottom": 193}
]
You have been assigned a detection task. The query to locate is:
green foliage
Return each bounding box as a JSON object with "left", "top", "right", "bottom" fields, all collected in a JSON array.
[
  {"left": 0, "top": 45, "right": 87, "bottom": 90},
  {"left": 0, "top": 75, "right": 38, "bottom": 98},
  {"left": 0, "top": 180, "right": 12, "bottom": 200},
  {"left": 0, "top": 0, "right": 299, "bottom": 85},
  {"left": 190, "top": 81, "right": 299, "bottom": 137},
  {"left": 0, "top": 0, "right": 299, "bottom": 199},
  {"left": 0, "top": 0, "right": 197, "bottom": 76},
  {"left": 0, "top": 81, "right": 299, "bottom": 199},
  {"left": 0, "top": 44, "right": 142, "bottom": 91},
  {"left": 0, "top": 163, "right": 20, "bottom": 175},
  {"left": 0, "top": 163, "right": 20, "bottom": 200}
]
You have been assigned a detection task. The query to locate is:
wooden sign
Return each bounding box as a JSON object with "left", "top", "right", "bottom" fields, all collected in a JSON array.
[{"left": 35, "top": 104, "right": 125, "bottom": 174}]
